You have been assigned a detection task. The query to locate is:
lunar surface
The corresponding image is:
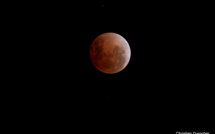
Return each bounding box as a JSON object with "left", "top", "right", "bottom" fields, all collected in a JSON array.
[{"left": 90, "top": 32, "right": 131, "bottom": 74}]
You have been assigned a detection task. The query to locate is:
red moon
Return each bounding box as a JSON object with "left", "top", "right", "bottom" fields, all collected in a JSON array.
[{"left": 90, "top": 32, "right": 131, "bottom": 74}]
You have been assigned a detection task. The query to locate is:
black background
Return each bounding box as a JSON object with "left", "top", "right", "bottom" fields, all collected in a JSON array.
[{"left": 5, "top": 0, "right": 213, "bottom": 133}]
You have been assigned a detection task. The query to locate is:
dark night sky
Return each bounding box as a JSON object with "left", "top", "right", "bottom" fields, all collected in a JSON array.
[{"left": 5, "top": 0, "right": 213, "bottom": 133}]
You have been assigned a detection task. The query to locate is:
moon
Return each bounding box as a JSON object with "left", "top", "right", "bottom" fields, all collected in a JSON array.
[{"left": 90, "top": 32, "right": 131, "bottom": 74}]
